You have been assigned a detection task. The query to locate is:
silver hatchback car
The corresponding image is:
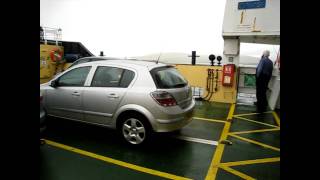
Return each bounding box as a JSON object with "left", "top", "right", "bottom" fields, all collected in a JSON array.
[{"left": 40, "top": 59, "right": 195, "bottom": 145}]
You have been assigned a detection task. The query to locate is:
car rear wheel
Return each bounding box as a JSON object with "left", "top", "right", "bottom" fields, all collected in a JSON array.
[{"left": 121, "top": 117, "right": 149, "bottom": 145}]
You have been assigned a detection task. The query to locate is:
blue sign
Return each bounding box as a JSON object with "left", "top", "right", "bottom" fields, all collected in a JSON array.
[{"left": 238, "top": 0, "right": 266, "bottom": 10}]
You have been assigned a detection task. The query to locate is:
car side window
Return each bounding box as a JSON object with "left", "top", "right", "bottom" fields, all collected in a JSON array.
[
  {"left": 120, "top": 70, "right": 135, "bottom": 87},
  {"left": 58, "top": 66, "right": 91, "bottom": 86},
  {"left": 91, "top": 66, "right": 135, "bottom": 88},
  {"left": 91, "top": 66, "right": 123, "bottom": 87}
]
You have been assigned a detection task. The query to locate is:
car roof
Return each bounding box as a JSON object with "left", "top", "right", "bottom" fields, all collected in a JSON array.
[
  {"left": 75, "top": 56, "right": 121, "bottom": 61},
  {"left": 73, "top": 59, "right": 170, "bottom": 70}
]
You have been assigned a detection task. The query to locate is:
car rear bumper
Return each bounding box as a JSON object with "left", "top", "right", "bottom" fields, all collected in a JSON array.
[{"left": 153, "top": 99, "right": 195, "bottom": 132}]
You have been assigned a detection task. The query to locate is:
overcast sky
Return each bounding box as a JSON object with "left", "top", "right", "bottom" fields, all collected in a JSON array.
[{"left": 40, "top": 0, "right": 279, "bottom": 59}]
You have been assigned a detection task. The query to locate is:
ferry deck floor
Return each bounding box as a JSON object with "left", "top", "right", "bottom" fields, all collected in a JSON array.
[{"left": 40, "top": 101, "right": 280, "bottom": 180}]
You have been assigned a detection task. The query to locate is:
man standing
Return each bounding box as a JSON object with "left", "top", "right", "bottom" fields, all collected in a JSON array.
[{"left": 255, "top": 50, "right": 274, "bottom": 111}]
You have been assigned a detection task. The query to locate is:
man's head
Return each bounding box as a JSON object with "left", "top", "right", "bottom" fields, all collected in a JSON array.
[{"left": 262, "top": 50, "right": 270, "bottom": 58}]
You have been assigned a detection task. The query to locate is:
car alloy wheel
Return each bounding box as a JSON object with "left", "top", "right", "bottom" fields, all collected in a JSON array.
[{"left": 122, "top": 118, "right": 146, "bottom": 145}]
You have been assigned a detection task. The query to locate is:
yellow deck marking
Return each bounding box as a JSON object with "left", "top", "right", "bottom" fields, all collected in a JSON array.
[
  {"left": 220, "top": 157, "right": 280, "bottom": 167},
  {"left": 193, "top": 117, "right": 226, "bottom": 123},
  {"left": 229, "top": 134, "right": 280, "bottom": 152},
  {"left": 220, "top": 166, "right": 256, "bottom": 180},
  {"left": 45, "top": 139, "right": 192, "bottom": 180},
  {"left": 205, "top": 103, "right": 235, "bottom": 180},
  {"left": 229, "top": 128, "right": 280, "bottom": 135},
  {"left": 272, "top": 111, "right": 280, "bottom": 127},
  {"left": 233, "top": 111, "right": 272, "bottom": 117},
  {"left": 234, "top": 116, "right": 279, "bottom": 128},
  {"left": 227, "top": 104, "right": 236, "bottom": 120}
]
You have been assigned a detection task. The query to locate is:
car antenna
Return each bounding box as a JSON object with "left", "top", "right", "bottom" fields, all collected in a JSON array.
[{"left": 156, "top": 52, "right": 162, "bottom": 64}]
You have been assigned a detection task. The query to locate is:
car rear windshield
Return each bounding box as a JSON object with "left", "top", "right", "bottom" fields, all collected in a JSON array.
[{"left": 150, "top": 66, "right": 187, "bottom": 89}]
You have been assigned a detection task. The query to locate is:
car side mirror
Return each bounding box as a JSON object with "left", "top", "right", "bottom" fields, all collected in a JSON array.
[{"left": 50, "top": 80, "right": 58, "bottom": 88}]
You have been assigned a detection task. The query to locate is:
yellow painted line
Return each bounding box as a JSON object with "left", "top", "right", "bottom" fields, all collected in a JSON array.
[
  {"left": 220, "top": 157, "right": 280, "bottom": 167},
  {"left": 205, "top": 122, "right": 231, "bottom": 180},
  {"left": 233, "top": 111, "right": 272, "bottom": 117},
  {"left": 227, "top": 103, "right": 236, "bottom": 120},
  {"left": 229, "top": 134, "right": 280, "bottom": 152},
  {"left": 193, "top": 117, "right": 226, "bottom": 123},
  {"left": 44, "top": 139, "right": 192, "bottom": 180},
  {"left": 272, "top": 111, "right": 280, "bottom": 127},
  {"left": 229, "top": 128, "right": 280, "bottom": 135},
  {"left": 220, "top": 166, "right": 255, "bottom": 180},
  {"left": 205, "top": 103, "right": 235, "bottom": 180},
  {"left": 234, "top": 116, "right": 279, "bottom": 128}
]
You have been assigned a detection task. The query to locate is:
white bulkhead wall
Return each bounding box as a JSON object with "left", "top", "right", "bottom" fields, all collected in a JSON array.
[{"left": 222, "top": 0, "right": 280, "bottom": 36}]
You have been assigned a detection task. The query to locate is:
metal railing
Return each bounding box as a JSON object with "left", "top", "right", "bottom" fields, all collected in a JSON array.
[{"left": 40, "top": 26, "right": 62, "bottom": 45}]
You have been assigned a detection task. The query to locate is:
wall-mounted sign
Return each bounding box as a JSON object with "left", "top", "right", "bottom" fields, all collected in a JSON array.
[
  {"left": 244, "top": 74, "right": 256, "bottom": 87},
  {"left": 238, "top": 0, "right": 266, "bottom": 10}
]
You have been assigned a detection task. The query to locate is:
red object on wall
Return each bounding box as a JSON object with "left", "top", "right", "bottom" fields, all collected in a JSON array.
[
  {"left": 50, "top": 48, "right": 63, "bottom": 62},
  {"left": 222, "top": 64, "right": 235, "bottom": 86}
]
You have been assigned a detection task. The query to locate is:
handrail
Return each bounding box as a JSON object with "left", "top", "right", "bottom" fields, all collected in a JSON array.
[{"left": 40, "top": 26, "right": 62, "bottom": 44}]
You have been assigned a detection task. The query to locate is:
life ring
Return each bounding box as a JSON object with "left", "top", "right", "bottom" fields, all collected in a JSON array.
[{"left": 50, "top": 48, "right": 63, "bottom": 62}]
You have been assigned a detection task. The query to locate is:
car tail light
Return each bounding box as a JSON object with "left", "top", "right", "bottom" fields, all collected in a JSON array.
[{"left": 151, "top": 91, "right": 177, "bottom": 107}]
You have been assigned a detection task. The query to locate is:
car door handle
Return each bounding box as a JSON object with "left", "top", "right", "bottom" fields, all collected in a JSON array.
[
  {"left": 72, "top": 92, "right": 81, "bottom": 96},
  {"left": 108, "top": 93, "right": 119, "bottom": 98}
]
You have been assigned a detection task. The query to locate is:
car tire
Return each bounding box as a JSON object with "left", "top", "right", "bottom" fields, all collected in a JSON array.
[{"left": 119, "top": 114, "right": 152, "bottom": 145}]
